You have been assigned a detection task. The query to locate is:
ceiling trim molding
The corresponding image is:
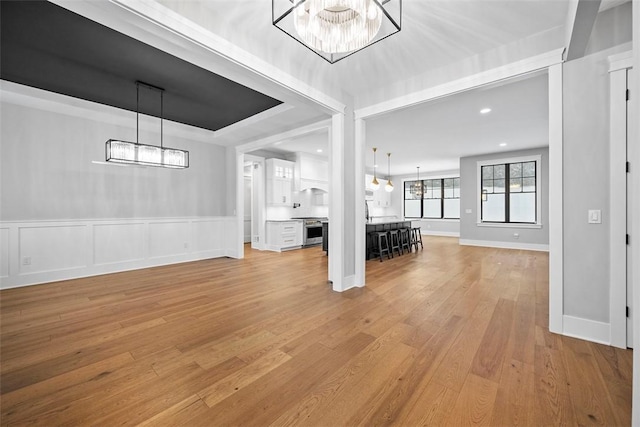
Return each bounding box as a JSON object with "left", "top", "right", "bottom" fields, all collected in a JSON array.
[
  {"left": 235, "top": 119, "right": 331, "bottom": 154},
  {"left": 0, "top": 80, "right": 217, "bottom": 145},
  {"left": 213, "top": 104, "right": 295, "bottom": 140},
  {"left": 110, "top": 0, "right": 346, "bottom": 114},
  {"left": 564, "top": 0, "right": 602, "bottom": 61},
  {"left": 354, "top": 48, "right": 566, "bottom": 120},
  {"left": 608, "top": 49, "right": 633, "bottom": 72}
]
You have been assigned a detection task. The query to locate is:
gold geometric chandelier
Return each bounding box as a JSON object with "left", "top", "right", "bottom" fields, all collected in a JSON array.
[{"left": 273, "top": 0, "right": 402, "bottom": 63}]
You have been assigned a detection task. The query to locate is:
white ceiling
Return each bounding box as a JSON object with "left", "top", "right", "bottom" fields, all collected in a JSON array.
[
  {"left": 157, "top": 0, "right": 568, "bottom": 107},
  {"left": 149, "top": 0, "right": 572, "bottom": 165},
  {"left": 259, "top": 70, "right": 549, "bottom": 175},
  {"left": 52, "top": 0, "right": 628, "bottom": 175}
]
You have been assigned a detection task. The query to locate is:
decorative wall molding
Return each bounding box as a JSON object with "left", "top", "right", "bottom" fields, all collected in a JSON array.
[
  {"left": 459, "top": 239, "right": 549, "bottom": 252},
  {"left": 0, "top": 216, "right": 237, "bottom": 289}
]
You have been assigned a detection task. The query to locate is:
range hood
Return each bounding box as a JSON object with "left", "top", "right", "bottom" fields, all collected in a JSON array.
[{"left": 293, "top": 152, "right": 328, "bottom": 192}]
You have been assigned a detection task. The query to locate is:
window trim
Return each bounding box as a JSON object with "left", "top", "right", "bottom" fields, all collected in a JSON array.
[{"left": 476, "top": 154, "right": 542, "bottom": 226}]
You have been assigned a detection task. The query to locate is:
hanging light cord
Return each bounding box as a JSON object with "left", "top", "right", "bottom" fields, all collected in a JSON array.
[{"left": 135, "top": 81, "right": 165, "bottom": 148}]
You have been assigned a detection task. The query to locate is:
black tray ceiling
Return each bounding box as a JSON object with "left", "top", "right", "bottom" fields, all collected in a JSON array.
[{"left": 0, "top": 0, "right": 283, "bottom": 132}]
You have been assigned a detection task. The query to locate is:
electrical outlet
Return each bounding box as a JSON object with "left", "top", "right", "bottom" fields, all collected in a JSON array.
[
  {"left": 513, "top": 233, "right": 519, "bottom": 240},
  {"left": 22, "top": 256, "right": 31, "bottom": 266},
  {"left": 184, "top": 243, "right": 188, "bottom": 249}
]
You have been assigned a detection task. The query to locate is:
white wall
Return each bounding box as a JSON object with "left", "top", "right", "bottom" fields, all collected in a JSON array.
[
  {"left": 546, "top": 2, "right": 634, "bottom": 345},
  {"left": 0, "top": 83, "right": 234, "bottom": 288},
  {"left": 561, "top": 3, "right": 632, "bottom": 326},
  {"left": 563, "top": 51, "right": 631, "bottom": 324},
  {"left": 459, "top": 147, "right": 550, "bottom": 250},
  {"left": 1, "top": 88, "right": 227, "bottom": 221}
]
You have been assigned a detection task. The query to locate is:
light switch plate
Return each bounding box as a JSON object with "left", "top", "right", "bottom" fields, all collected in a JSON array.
[{"left": 588, "top": 209, "right": 602, "bottom": 224}]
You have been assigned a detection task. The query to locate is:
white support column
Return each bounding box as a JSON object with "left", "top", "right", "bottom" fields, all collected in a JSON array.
[
  {"left": 354, "top": 118, "right": 366, "bottom": 287},
  {"left": 329, "top": 110, "right": 360, "bottom": 292},
  {"left": 329, "top": 113, "right": 345, "bottom": 289},
  {"left": 548, "top": 63, "right": 564, "bottom": 334},
  {"left": 234, "top": 148, "right": 245, "bottom": 259}
]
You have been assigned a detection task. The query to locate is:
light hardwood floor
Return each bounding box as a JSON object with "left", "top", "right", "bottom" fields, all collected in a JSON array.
[{"left": 0, "top": 236, "right": 632, "bottom": 426}]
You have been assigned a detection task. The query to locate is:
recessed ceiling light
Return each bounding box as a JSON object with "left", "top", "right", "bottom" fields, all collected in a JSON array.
[
  {"left": 499, "top": 142, "right": 507, "bottom": 147},
  {"left": 480, "top": 108, "right": 492, "bottom": 114},
  {"left": 316, "top": 149, "right": 323, "bottom": 153}
]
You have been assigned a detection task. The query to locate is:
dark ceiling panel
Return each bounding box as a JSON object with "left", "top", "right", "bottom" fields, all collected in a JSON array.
[{"left": 0, "top": 0, "right": 283, "bottom": 132}]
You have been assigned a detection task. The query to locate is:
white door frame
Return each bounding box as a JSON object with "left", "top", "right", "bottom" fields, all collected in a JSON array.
[{"left": 608, "top": 51, "right": 633, "bottom": 348}]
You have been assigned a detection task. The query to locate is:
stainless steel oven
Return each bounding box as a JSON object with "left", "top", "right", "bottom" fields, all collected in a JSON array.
[{"left": 300, "top": 218, "right": 326, "bottom": 247}]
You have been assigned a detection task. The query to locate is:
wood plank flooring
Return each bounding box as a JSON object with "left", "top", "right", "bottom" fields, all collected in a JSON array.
[{"left": 0, "top": 236, "right": 632, "bottom": 426}]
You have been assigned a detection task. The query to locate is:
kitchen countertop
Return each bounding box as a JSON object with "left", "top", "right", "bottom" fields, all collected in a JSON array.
[
  {"left": 365, "top": 219, "right": 412, "bottom": 226},
  {"left": 265, "top": 219, "right": 303, "bottom": 222}
]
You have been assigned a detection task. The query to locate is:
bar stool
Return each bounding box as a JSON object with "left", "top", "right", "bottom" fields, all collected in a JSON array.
[
  {"left": 388, "top": 229, "right": 402, "bottom": 257},
  {"left": 412, "top": 227, "right": 423, "bottom": 250},
  {"left": 369, "top": 231, "right": 392, "bottom": 262},
  {"left": 399, "top": 228, "right": 412, "bottom": 254}
]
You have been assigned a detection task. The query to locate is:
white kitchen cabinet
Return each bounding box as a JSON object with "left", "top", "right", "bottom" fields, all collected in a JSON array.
[
  {"left": 266, "top": 159, "right": 294, "bottom": 206},
  {"left": 265, "top": 220, "right": 303, "bottom": 251}
]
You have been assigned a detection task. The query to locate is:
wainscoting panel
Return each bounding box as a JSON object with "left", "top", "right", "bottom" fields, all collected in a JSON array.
[
  {"left": 94, "top": 222, "right": 146, "bottom": 266},
  {"left": 0, "top": 217, "right": 237, "bottom": 289},
  {"left": 192, "top": 219, "right": 225, "bottom": 256},
  {"left": 19, "top": 224, "right": 88, "bottom": 274},
  {"left": 149, "top": 221, "right": 190, "bottom": 259},
  {"left": 1, "top": 228, "right": 9, "bottom": 278}
]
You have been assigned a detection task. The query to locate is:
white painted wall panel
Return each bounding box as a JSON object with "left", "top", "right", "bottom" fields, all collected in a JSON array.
[
  {"left": 193, "top": 220, "right": 224, "bottom": 254},
  {"left": 0, "top": 216, "right": 237, "bottom": 289},
  {"left": 19, "top": 225, "right": 87, "bottom": 274},
  {"left": 93, "top": 223, "right": 146, "bottom": 265},
  {"left": 1, "top": 228, "right": 9, "bottom": 278},
  {"left": 148, "top": 221, "right": 190, "bottom": 259}
]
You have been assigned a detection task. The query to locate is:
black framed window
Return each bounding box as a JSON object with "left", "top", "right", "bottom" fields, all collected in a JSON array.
[
  {"left": 481, "top": 161, "right": 536, "bottom": 223},
  {"left": 404, "top": 177, "right": 460, "bottom": 219}
]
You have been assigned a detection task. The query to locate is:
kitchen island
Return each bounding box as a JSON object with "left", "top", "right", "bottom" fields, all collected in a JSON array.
[
  {"left": 322, "top": 219, "right": 413, "bottom": 258},
  {"left": 366, "top": 219, "right": 412, "bottom": 260}
]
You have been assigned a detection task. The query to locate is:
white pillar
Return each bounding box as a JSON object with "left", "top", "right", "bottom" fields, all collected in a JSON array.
[
  {"left": 329, "top": 108, "right": 363, "bottom": 292},
  {"left": 548, "top": 63, "right": 564, "bottom": 334},
  {"left": 354, "top": 118, "right": 366, "bottom": 287},
  {"left": 329, "top": 113, "right": 345, "bottom": 289}
]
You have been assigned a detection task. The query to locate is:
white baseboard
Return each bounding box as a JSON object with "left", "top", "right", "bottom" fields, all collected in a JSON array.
[
  {"left": 459, "top": 239, "right": 549, "bottom": 252},
  {"left": 421, "top": 231, "right": 460, "bottom": 237},
  {"left": 333, "top": 274, "right": 358, "bottom": 292},
  {"left": 0, "top": 216, "right": 236, "bottom": 289},
  {"left": 562, "top": 315, "right": 611, "bottom": 345}
]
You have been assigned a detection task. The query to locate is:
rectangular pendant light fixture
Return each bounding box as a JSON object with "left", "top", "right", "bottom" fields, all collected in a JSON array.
[
  {"left": 105, "top": 139, "right": 189, "bottom": 168},
  {"left": 105, "top": 81, "right": 189, "bottom": 169}
]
